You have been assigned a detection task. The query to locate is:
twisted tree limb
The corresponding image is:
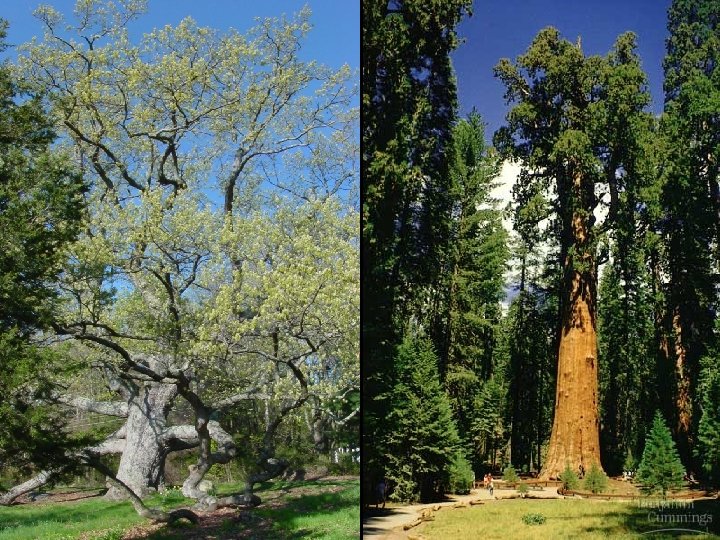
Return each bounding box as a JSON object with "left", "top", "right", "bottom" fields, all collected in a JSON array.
[
  {"left": 48, "top": 392, "right": 129, "bottom": 417},
  {"left": 0, "top": 429, "right": 127, "bottom": 505},
  {"left": 0, "top": 469, "right": 61, "bottom": 506},
  {"left": 82, "top": 457, "right": 198, "bottom": 524}
]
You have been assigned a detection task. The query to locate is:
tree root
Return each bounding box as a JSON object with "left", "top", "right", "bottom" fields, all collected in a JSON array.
[
  {"left": 84, "top": 458, "right": 198, "bottom": 524},
  {"left": 188, "top": 492, "right": 262, "bottom": 512}
]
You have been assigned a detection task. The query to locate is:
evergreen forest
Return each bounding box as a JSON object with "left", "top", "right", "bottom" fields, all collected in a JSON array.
[{"left": 363, "top": 0, "right": 720, "bottom": 504}]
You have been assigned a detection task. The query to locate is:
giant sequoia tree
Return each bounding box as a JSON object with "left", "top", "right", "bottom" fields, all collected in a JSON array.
[
  {"left": 2, "top": 0, "right": 358, "bottom": 511},
  {"left": 495, "top": 29, "right": 652, "bottom": 478}
]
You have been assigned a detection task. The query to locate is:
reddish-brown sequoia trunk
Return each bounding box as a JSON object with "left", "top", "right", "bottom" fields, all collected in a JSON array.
[
  {"left": 672, "top": 309, "right": 693, "bottom": 461},
  {"left": 540, "top": 173, "right": 602, "bottom": 480}
]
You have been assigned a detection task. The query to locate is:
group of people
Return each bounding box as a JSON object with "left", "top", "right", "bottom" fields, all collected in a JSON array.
[
  {"left": 375, "top": 470, "right": 507, "bottom": 509},
  {"left": 483, "top": 473, "right": 495, "bottom": 496}
]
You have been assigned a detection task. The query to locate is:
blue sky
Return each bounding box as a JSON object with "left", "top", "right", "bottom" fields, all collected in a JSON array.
[
  {"left": 453, "top": 0, "right": 670, "bottom": 142},
  {"left": 0, "top": 1, "right": 359, "bottom": 70}
]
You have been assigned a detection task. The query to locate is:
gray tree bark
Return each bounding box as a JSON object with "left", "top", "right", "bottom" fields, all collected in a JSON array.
[
  {"left": 105, "top": 381, "right": 178, "bottom": 499},
  {"left": 0, "top": 470, "right": 59, "bottom": 505},
  {"left": 2, "top": 349, "right": 283, "bottom": 509},
  {"left": 0, "top": 432, "right": 126, "bottom": 505}
]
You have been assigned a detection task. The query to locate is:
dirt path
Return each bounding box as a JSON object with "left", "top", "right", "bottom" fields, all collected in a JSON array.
[
  {"left": 362, "top": 489, "right": 495, "bottom": 539},
  {"left": 361, "top": 486, "right": 563, "bottom": 539}
]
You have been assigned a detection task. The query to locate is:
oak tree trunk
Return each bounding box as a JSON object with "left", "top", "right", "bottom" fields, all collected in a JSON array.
[{"left": 105, "top": 382, "right": 177, "bottom": 499}]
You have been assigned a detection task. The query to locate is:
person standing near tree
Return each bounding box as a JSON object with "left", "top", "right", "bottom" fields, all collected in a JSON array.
[{"left": 375, "top": 478, "right": 387, "bottom": 509}]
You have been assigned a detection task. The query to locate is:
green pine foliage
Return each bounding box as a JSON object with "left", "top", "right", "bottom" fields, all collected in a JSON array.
[
  {"left": 0, "top": 20, "right": 87, "bottom": 473},
  {"left": 598, "top": 259, "right": 657, "bottom": 474},
  {"left": 506, "top": 282, "right": 556, "bottom": 473},
  {"left": 696, "top": 353, "right": 720, "bottom": 484},
  {"left": 470, "top": 378, "right": 507, "bottom": 469},
  {"left": 623, "top": 449, "right": 638, "bottom": 472},
  {"left": 583, "top": 463, "right": 609, "bottom": 494},
  {"left": 385, "top": 336, "right": 460, "bottom": 502},
  {"left": 595, "top": 39, "right": 660, "bottom": 470},
  {"left": 442, "top": 111, "right": 507, "bottom": 378},
  {"left": 503, "top": 464, "right": 519, "bottom": 484},
  {"left": 361, "top": 0, "right": 720, "bottom": 503},
  {"left": 637, "top": 411, "right": 686, "bottom": 497},
  {"left": 448, "top": 452, "right": 474, "bottom": 494},
  {"left": 362, "top": 0, "right": 472, "bottom": 491},
  {"left": 442, "top": 112, "right": 509, "bottom": 464},
  {"left": 559, "top": 463, "right": 580, "bottom": 491},
  {"left": 659, "top": 0, "right": 719, "bottom": 464}
]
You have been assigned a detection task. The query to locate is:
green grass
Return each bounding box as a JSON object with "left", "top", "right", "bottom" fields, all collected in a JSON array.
[
  {"left": 417, "top": 498, "right": 720, "bottom": 539},
  {"left": 0, "top": 478, "right": 360, "bottom": 540},
  {"left": 254, "top": 481, "right": 359, "bottom": 539},
  {"left": 0, "top": 498, "right": 143, "bottom": 540}
]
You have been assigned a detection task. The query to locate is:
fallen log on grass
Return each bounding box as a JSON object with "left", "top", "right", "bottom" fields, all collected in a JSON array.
[{"left": 404, "top": 519, "right": 422, "bottom": 530}]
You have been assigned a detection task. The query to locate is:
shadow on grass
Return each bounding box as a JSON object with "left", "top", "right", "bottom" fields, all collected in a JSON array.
[
  {"left": 253, "top": 488, "right": 359, "bottom": 539},
  {"left": 579, "top": 499, "right": 720, "bottom": 538},
  {"left": 0, "top": 500, "right": 130, "bottom": 532},
  {"left": 139, "top": 481, "right": 359, "bottom": 540},
  {"left": 215, "top": 477, "right": 357, "bottom": 498}
]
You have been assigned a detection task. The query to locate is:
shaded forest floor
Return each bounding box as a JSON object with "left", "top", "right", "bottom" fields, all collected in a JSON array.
[{"left": 0, "top": 476, "right": 359, "bottom": 539}]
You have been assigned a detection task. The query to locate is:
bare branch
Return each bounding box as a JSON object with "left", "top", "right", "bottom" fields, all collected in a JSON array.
[
  {"left": 52, "top": 322, "right": 133, "bottom": 364},
  {"left": 214, "top": 388, "right": 271, "bottom": 411},
  {"left": 49, "top": 392, "right": 129, "bottom": 417},
  {"left": 63, "top": 120, "right": 144, "bottom": 191},
  {"left": 333, "top": 406, "right": 359, "bottom": 427},
  {"left": 0, "top": 469, "right": 60, "bottom": 505}
]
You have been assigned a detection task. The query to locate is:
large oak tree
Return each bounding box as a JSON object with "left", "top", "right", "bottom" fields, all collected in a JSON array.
[{"left": 2, "top": 0, "right": 358, "bottom": 511}]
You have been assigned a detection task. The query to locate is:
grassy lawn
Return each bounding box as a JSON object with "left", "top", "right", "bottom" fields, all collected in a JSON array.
[
  {"left": 0, "top": 498, "right": 141, "bottom": 540},
  {"left": 252, "top": 480, "right": 359, "bottom": 539},
  {"left": 0, "top": 477, "right": 359, "bottom": 540},
  {"left": 416, "top": 498, "right": 720, "bottom": 539}
]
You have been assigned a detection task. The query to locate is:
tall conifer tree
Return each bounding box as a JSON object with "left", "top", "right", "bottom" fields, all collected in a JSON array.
[
  {"left": 442, "top": 112, "right": 509, "bottom": 457},
  {"left": 659, "top": 0, "right": 719, "bottom": 465},
  {"left": 696, "top": 348, "right": 720, "bottom": 484},
  {"left": 362, "top": 0, "right": 471, "bottom": 495},
  {"left": 385, "top": 336, "right": 460, "bottom": 502},
  {"left": 637, "top": 411, "right": 686, "bottom": 498},
  {"left": 495, "top": 29, "right": 653, "bottom": 478}
]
